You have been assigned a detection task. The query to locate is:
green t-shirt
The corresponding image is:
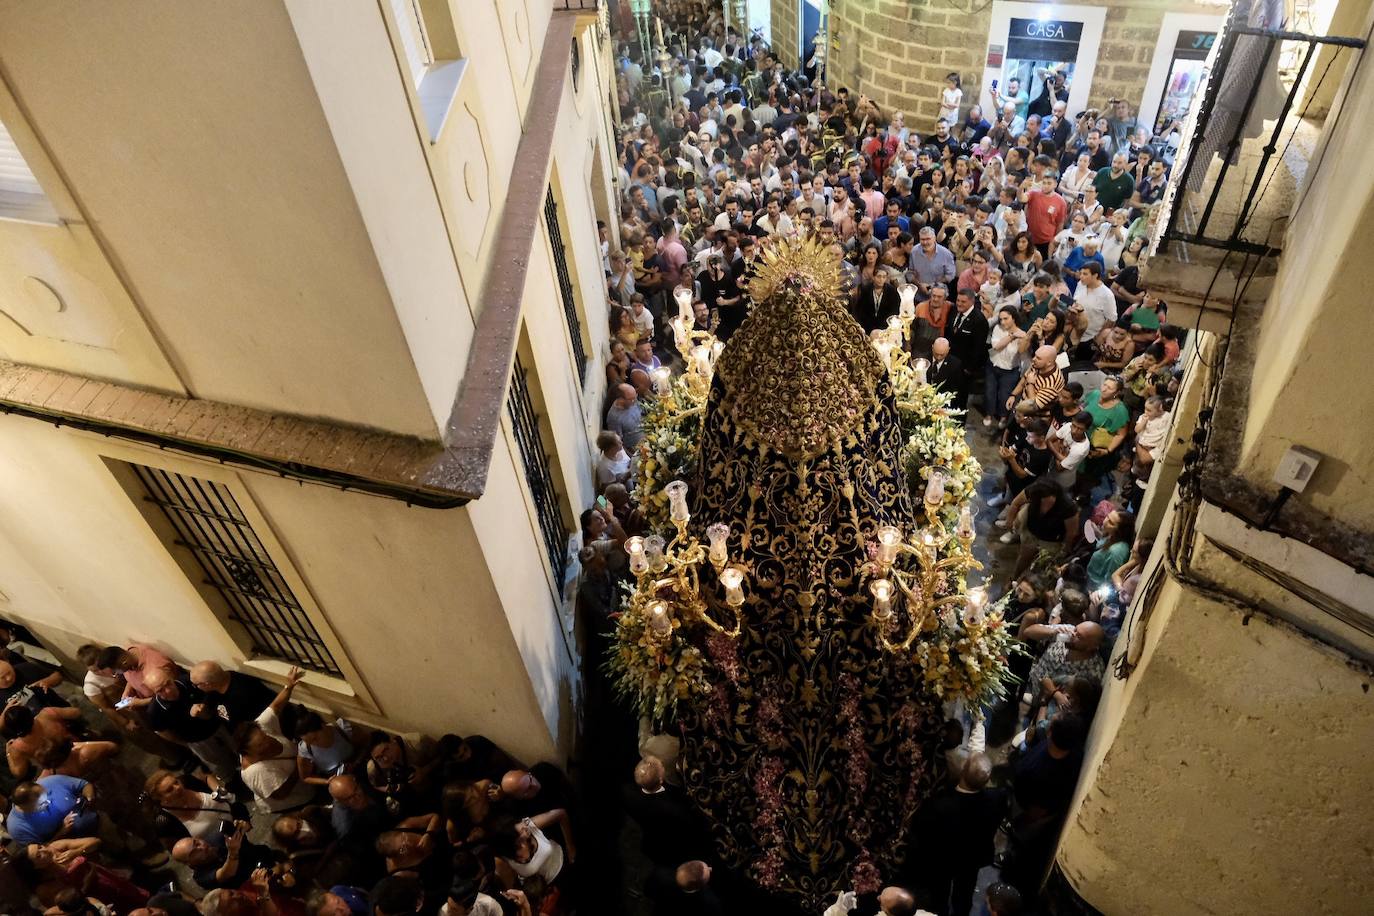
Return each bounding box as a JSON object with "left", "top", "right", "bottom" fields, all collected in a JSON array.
[
  {"left": 1087, "top": 540, "right": 1130, "bottom": 592},
  {"left": 1020, "top": 291, "right": 1055, "bottom": 328},
  {"left": 1085, "top": 388, "right": 1130, "bottom": 434},
  {"left": 1094, "top": 169, "right": 1136, "bottom": 210}
]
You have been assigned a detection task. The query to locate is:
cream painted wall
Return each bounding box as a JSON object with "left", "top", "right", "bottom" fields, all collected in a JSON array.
[
  {"left": 0, "top": 416, "right": 250, "bottom": 663},
  {"left": 1058, "top": 573, "right": 1374, "bottom": 914},
  {"left": 0, "top": 412, "right": 564, "bottom": 764},
  {"left": 1242, "top": 3, "right": 1374, "bottom": 534},
  {"left": 239, "top": 467, "right": 561, "bottom": 765},
  {"left": 285, "top": 0, "right": 477, "bottom": 441},
  {"left": 466, "top": 413, "right": 580, "bottom": 759},
  {"left": 0, "top": 83, "right": 184, "bottom": 394},
  {"left": 0, "top": 2, "right": 443, "bottom": 438}
]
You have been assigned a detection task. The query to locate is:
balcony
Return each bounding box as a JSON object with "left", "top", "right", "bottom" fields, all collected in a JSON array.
[{"left": 1148, "top": 16, "right": 1366, "bottom": 334}]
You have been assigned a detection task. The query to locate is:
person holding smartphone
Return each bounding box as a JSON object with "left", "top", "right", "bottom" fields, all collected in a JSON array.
[{"left": 170, "top": 819, "right": 277, "bottom": 891}]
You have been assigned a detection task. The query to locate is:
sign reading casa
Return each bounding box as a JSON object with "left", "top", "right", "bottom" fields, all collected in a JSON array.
[
  {"left": 1016, "top": 18, "right": 1084, "bottom": 42},
  {"left": 1023, "top": 20, "right": 1069, "bottom": 39}
]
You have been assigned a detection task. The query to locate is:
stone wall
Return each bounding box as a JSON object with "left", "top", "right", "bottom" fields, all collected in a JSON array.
[
  {"left": 786, "top": 0, "right": 1217, "bottom": 128},
  {"left": 770, "top": 0, "right": 800, "bottom": 69}
]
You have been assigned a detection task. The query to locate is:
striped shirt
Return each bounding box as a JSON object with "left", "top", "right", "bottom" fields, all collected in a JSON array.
[{"left": 1022, "top": 366, "right": 1066, "bottom": 408}]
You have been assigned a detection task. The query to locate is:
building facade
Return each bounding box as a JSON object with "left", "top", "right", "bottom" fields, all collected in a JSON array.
[
  {"left": 1046, "top": 3, "right": 1374, "bottom": 911},
  {"left": 0, "top": 0, "right": 618, "bottom": 766},
  {"left": 764, "top": 0, "right": 1227, "bottom": 132}
]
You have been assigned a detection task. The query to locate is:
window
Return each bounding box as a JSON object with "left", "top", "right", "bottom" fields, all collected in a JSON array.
[
  {"left": 544, "top": 188, "right": 589, "bottom": 384},
  {"left": 127, "top": 463, "right": 343, "bottom": 676},
  {"left": 0, "top": 116, "right": 58, "bottom": 223},
  {"left": 507, "top": 355, "right": 570, "bottom": 582},
  {"left": 389, "top": 0, "right": 434, "bottom": 88},
  {"left": 387, "top": 0, "right": 466, "bottom": 142}
]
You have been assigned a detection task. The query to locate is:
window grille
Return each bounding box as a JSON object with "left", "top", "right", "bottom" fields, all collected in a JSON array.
[
  {"left": 543, "top": 188, "right": 588, "bottom": 384},
  {"left": 507, "top": 355, "right": 569, "bottom": 582},
  {"left": 128, "top": 464, "right": 342, "bottom": 676}
]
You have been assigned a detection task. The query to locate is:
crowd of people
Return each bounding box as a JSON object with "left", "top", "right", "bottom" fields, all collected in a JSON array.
[
  {"left": 0, "top": 626, "right": 579, "bottom": 916},
  {"left": 583, "top": 2, "right": 1188, "bottom": 913}
]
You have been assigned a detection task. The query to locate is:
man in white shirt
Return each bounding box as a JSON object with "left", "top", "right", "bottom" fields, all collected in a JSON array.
[
  {"left": 1049, "top": 411, "right": 1092, "bottom": 489},
  {"left": 756, "top": 197, "right": 794, "bottom": 237},
  {"left": 700, "top": 39, "right": 724, "bottom": 71},
  {"left": 1070, "top": 261, "right": 1117, "bottom": 340}
]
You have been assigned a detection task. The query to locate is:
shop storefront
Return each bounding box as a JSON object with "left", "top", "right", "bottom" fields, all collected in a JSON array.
[
  {"left": 1139, "top": 12, "right": 1227, "bottom": 133},
  {"left": 981, "top": 2, "right": 1107, "bottom": 118}
]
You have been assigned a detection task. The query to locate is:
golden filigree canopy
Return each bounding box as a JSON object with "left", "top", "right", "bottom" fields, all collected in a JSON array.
[{"left": 716, "top": 236, "right": 884, "bottom": 461}]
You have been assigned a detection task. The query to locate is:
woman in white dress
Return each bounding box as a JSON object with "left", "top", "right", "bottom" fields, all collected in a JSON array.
[{"left": 1058, "top": 152, "right": 1097, "bottom": 199}]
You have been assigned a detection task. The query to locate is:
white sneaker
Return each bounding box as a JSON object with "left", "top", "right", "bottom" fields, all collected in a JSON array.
[
  {"left": 999, "top": 530, "right": 1019, "bottom": 544},
  {"left": 994, "top": 517, "right": 1010, "bottom": 529},
  {"left": 983, "top": 416, "right": 993, "bottom": 427},
  {"left": 987, "top": 492, "right": 1007, "bottom": 508}
]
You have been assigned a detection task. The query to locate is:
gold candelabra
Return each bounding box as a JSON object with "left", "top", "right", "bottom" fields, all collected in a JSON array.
[
  {"left": 862, "top": 284, "right": 988, "bottom": 651},
  {"left": 624, "top": 479, "right": 746, "bottom": 641},
  {"left": 629, "top": 281, "right": 984, "bottom": 652}
]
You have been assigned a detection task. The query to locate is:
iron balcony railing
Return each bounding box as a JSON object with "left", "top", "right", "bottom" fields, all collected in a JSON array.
[
  {"left": 553, "top": 0, "right": 600, "bottom": 9},
  {"left": 1158, "top": 15, "right": 1365, "bottom": 259},
  {"left": 544, "top": 188, "right": 589, "bottom": 385},
  {"left": 507, "top": 355, "right": 571, "bottom": 584}
]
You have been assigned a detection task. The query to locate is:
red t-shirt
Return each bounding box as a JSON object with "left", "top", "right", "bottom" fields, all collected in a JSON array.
[{"left": 1025, "top": 190, "right": 1068, "bottom": 245}]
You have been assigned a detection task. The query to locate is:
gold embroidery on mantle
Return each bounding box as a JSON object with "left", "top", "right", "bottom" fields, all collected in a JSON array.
[{"left": 717, "top": 236, "right": 885, "bottom": 461}]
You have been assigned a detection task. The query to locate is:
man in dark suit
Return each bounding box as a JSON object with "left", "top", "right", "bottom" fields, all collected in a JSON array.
[
  {"left": 908, "top": 752, "right": 1008, "bottom": 916},
  {"left": 946, "top": 288, "right": 990, "bottom": 417},
  {"left": 645, "top": 860, "right": 724, "bottom": 916},
  {"left": 622, "top": 756, "right": 709, "bottom": 867},
  {"left": 853, "top": 268, "right": 901, "bottom": 334},
  {"left": 927, "top": 338, "right": 964, "bottom": 407}
]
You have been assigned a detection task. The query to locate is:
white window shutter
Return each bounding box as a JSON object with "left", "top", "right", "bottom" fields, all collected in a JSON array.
[
  {"left": 0, "top": 119, "right": 42, "bottom": 197},
  {"left": 388, "top": 0, "right": 433, "bottom": 89}
]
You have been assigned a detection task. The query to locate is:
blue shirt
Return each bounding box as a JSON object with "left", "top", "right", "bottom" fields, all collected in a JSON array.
[
  {"left": 873, "top": 214, "right": 910, "bottom": 239},
  {"left": 6, "top": 775, "right": 96, "bottom": 844},
  {"left": 1063, "top": 247, "right": 1106, "bottom": 295},
  {"left": 908, "top": 243, "right": 957, "bottom": 289}
]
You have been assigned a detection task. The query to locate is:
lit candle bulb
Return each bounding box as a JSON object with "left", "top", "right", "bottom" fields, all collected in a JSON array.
[
  {"left": 706, "top": 522, "right": 730, "bottom": 568},
  {"left": 711, "top": 340, "right": 724, "bottom": 363},
  {"left": 664, "top": 480, "right": 690, "bottom": 524},
  {"left": 924, "top": 471, "right": 946, "bottom": 507},
  {"left": 886, "top": 315, "right": 904, "bottom": 336},
  {"left": 920, "top": 529, "right": 937, "bottom": 553},
  {"left": 648, "top": 600, "right": 671, "bottom": 635},
  {"left": 876, "top": 526, "right": 902, "bottom": 565},
  {"left": 674, "top": 287, "right": 694, "bottom": 324},
  {"left": 965, "top": 586, "right": 988, "bottom": 625},
  {"left": 625, "top": 536, "right": 649, "bottom": 576},
  {"left": 912, "top": 357, "right": 929, "bottom": 385},
  {"left": 670, "top": 316, "right": 688, "bottom": 348},
  {"left": 957, "top": 504, "right": 976, "bottom": 541},
  {"left": 645, "top": 534, "right": 667, "bottom": 572},
  {"left": 652, "top": 366, "right": 672, "bottom": 397},
  {"left": 873, "top": 339, "right": 894, "bottom": 368},
  {"left": 898, "top": 284, "right": 917, "bottom": 320},
  {"left": 870, "top": 578, "right": 894, "bottom": 620},
  {"left": 719, "top": 566, "right": 746, "bottom": 607},
  {"left": 690, "top": 345, "right": 712, "bottom": 377}
]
